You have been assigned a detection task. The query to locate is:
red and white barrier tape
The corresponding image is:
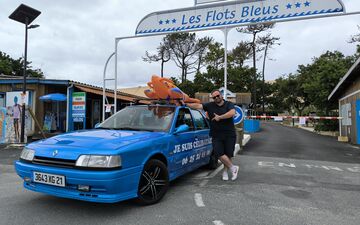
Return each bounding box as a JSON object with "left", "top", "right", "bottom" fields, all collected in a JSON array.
[{"left": 246, "top": 116, "right": 343, "bottom": 120}]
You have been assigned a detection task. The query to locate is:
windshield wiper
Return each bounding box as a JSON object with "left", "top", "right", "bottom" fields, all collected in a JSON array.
[
  {"left": 116, "top": 127, "right": 142, "bottom": 131},
  {"left": 95, "top": 127, "right": 112, "bottom": 130}
]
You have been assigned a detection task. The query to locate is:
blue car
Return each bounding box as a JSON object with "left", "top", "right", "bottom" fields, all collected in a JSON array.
[{"left": 15, "top": 105, "right": 217, "bottom": 204}]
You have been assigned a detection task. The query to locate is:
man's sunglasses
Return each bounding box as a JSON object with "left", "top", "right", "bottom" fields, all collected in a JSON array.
[{"left": 212, "top": 95, "right": 221, "bottom": 99}]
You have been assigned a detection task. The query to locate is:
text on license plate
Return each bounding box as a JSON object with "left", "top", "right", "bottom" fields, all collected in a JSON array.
[{"left": 33, "top": 172, "right": 65, "bottom": 187}]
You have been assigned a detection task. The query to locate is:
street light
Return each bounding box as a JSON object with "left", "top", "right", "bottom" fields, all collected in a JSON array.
[{"left": 9, "top": 4, "right": 41, "bottom": 143}]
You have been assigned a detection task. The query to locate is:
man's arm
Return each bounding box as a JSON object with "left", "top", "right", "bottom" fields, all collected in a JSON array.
[
  {"left": 213, "top": 109, "right": 235, "bottom": 122},
  {"left": 184, "top": 102, "right": 203, "bottom": 110}
]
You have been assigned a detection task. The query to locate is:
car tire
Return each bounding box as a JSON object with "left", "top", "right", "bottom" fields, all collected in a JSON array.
[
  {"left": 137, "top": 159, "right": 169, "bottom": 205},
  {"left": 207, "top": 152, "right": 218, "bottom": 170}
]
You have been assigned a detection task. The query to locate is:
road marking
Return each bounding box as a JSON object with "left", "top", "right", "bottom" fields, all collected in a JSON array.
[
  {"left": 199, "top": 180, "right": 208, "bottom": 187},
  {"left": 194, "top": 193, "right": 205, "bottom": 207},
  {"left": 269, "top": 205, "right": 319, "bottom": 213},
  {"left": 206, "top": 164, "right": 224, "bottom": 179},
  {"left": 213, "top": 220, "right": 225, "bottom": 225},
  {"left": 258, "top": 161, "right": 360, "bottom": 173}
]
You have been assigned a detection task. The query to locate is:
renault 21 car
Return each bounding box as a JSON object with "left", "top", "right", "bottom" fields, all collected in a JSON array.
[{"left": 15, "top": 105, "right": 217, "bottom": 204}]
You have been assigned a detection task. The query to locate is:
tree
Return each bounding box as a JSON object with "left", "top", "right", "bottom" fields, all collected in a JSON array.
[
  {"left": 143, "top": 42, "right": 171, "bottom": 77},
  {"left": 0, "top": 52, "right": 13, "bottom": 75},
  {"left": 298, "top": 51, "right": 355, "bottom": 113},
  {"left": 272, "top": 75, "right": 309, "bottom": 115},
  {"left": 237, "top": 23, "right": 274, "bottom": 113},
  {"left": 0, "top": 51, "right": 44, "bottom": 78},
  {"left": 204, "top": 42, "right": 225, "bottom": 70},
  {"left": 164, "top": 33, "right": 212, "bottom": 83},
  {"left": 230, "top": 41, "right": 252, "bottom": 68},
  {"left": 257, "top": 33, "right": 280, "bottom": 113}
]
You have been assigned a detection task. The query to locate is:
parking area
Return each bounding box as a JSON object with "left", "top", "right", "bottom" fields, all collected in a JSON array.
[{"left": 1, "top": 122, "right": 360, "bottom": 225}]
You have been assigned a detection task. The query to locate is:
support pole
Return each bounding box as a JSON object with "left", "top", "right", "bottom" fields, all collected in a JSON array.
[
  {"left": 339, "top": 100, "right": 342, "bottom": 136},
  {"left": 102, "top": 52, "right": 115, "bottom": 122},
  {"left": 115, "top": 40, "right": 119, "bottom": 114},
  {"left": 222, "top": 28, "right": 229, "bottom": 100},
  {"left": 21, "top": 17, "right": 29, "bottom": 143}
]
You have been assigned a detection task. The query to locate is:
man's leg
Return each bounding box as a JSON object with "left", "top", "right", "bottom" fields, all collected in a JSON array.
[
  {"left": 219, "top": 154, "right": 233, "bottom": 169},
  {"left": 224, "top": 136, "right": 239, "bottom": 180}
]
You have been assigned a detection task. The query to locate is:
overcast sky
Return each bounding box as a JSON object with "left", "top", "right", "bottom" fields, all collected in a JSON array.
[{"left": 1, "top": 0, "right": 360, "bottom": 89}]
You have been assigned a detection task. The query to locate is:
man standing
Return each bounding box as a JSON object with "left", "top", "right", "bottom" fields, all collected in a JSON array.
[{"left": 186, "top": 90, "right": 239, "bottom": 181}]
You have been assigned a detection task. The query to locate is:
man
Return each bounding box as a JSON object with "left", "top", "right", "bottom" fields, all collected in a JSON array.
[{"left": 185, "top": 90, "right": 239, "bottom": 181}]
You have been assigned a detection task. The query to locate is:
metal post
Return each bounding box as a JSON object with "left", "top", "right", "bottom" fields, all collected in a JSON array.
[
  {"left": 222, "top": 28, "right": 229, "bottom": 100},
  {"left": 20, "top": 17, "right": 29, "bottom": 143},
  {"left": 103, "top": 52, "right": 115, "bottom": 122},
  {"left": 339, "top": 100, "right": 342, "bottom": 136},
  {"left": 114, "top": 39, "right": 119, "bottom": 114}
]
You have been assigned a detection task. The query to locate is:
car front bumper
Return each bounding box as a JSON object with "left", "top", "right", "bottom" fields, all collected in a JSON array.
[{"left": 15, "top": 160, "right": 142, "bottom": 203}]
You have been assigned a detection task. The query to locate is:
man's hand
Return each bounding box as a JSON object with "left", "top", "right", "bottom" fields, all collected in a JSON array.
[{"left": 212, "top": 113, "right": 222, "bottom": 122}]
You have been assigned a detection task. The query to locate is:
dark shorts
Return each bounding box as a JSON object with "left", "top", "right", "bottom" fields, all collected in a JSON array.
[
  {"left": 212, "top": 135, "right": 236, "bottom": 158},
  {"left": 14, "top": 118, "right": 19, "bottom": 125}
]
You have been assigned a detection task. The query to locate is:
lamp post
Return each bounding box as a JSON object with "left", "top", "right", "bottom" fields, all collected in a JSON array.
[{"left": 9, "top": 4, "right": 41, "bottom": 143}]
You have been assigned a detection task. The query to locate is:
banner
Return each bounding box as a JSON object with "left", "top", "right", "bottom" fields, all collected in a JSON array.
[{"left": 136, "top": 0, "right": 345, "bottom": 35}]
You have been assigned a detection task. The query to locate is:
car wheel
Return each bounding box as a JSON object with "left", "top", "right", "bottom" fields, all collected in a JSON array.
[
  {"left": 137, "top": 159, "right": 169, "bottom": 205},
  {"left": 207, "top": 152, "right": 218, "bottom": 170}
]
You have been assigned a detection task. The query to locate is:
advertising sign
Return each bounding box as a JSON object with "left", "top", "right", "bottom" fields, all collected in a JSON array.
[
  {"left": 72, "top": 92, "right": 86, "bottom": 122},
  {"left": 5, "top": 91, "right": 32, "bottom": 143},
  {"left": 136, "top": 0, "right": 344, "bottom": 35}
]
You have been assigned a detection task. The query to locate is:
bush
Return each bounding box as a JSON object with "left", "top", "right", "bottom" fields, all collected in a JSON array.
[{"left": 314, "top": 120, "right": 339, "bottom": 132}]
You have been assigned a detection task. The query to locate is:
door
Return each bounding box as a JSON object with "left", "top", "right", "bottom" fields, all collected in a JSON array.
[
  {"left": 356, "top": 100, "right": 360, "bottom": 144},
  {"left": 190, "top": 109, "right": 212, "bottom": 168},
  {"left": 171, "top": 108, "right": 195, "bottom": 176}
]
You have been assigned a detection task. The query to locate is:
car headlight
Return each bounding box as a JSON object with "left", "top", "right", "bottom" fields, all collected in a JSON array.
[
  {"left": 76, "top": 155, "right": 121, "bottom": 168},
  {"left": 20, "top": 148, "right": 35, "bottom": 161}
]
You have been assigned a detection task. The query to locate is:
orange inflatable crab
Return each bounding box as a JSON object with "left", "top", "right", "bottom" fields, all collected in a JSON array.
[{"left": 144, "top": 75, "right": 201, "bottom": 104}]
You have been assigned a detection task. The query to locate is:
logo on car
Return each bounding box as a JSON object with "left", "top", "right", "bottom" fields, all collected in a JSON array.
[{"left": 52, "top": 150, "right": 59, "bottom": 157}]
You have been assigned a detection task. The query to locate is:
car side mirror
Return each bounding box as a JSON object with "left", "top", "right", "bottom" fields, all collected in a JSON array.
[
  {"left": 174, "top": 124, "right": 189, "bottom": 135},
  {"left": 94, "top": 123, "right": 101, "bottom": 129}
]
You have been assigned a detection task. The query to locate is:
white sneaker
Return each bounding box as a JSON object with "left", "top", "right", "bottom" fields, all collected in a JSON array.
[
  {"left": 231, "top": 166, "right": 239, "bottom": 181},
  {"left": 222, "top": 170, "right": 229, "bottom": 181}
]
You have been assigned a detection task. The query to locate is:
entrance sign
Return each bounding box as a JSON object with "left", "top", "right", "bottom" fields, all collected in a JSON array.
[
  {"left": 108, "top": 0, "right": 360, "bottom": 117},
  {"left": 136, "top": 0, "right": 345, "bottom": 35},
  {"left": 233, "top": 105, "right": 245, "bottom": 125},
  {"left": 72, "top": 92, "right": 86, "bottom": 122}
]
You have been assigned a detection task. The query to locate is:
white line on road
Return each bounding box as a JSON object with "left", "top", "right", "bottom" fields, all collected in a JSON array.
[
  {"left": 213, "top": 220, "right": 225, "bottom": 225},
  {"left": 194, "top": 193, "right": 205, "bottom": 207},
  {"left": 199, "top": 180, "right": 209, "bottom": 187},
  {"left": 206, "top": 164, "right": 224, "bottom": 179}
]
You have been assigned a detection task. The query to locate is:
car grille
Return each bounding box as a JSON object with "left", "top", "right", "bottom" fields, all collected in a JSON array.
[{"left": 32, "top": 156, "right": 76, "bottom": 168}]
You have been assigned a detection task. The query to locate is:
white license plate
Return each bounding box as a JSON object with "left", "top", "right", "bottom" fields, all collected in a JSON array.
[{"left": 33, "top": 172, "right": 65, "bottom": 187}]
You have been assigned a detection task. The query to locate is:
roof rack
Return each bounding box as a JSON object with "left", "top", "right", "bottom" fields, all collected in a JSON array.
[{"left": 132, "top": 98, "right": 184, "bottom": 106}]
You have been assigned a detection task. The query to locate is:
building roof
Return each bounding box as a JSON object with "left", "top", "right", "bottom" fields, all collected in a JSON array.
[
  {"left": 119, "top": 86, "right": 149, "bottom": 98},
  {"left": 328, "top": 57, "right": 360, "bottom": 101}
]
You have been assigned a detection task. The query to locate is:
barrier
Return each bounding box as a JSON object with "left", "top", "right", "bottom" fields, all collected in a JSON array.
[
  {"left": 246, "top": 116, "right": 342, "bottom": 120},
  {"left": 244, "top": 119, "right": 260, "bottom": 133}
]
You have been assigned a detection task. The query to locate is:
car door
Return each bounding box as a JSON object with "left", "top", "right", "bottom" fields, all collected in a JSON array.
[
  {"left": 170, "top": 108, "right": 196, "bottom": 177},
  {"left": 190, "top": 109, "right": 212, "bottom": 169}
]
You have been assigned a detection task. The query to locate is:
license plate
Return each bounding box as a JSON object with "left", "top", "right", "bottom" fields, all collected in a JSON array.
[{"left": 33, "top": 172, "right": 65, "bottom": 187}]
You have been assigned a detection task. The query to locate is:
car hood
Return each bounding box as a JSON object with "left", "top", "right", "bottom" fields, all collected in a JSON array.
[{"left": 28, "top": 129, "right": 166, "bottom": 160}]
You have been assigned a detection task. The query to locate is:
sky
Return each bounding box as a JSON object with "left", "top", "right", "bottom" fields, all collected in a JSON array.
[{"left": 1, "top": 0, "right": 360, "bottom": 89}]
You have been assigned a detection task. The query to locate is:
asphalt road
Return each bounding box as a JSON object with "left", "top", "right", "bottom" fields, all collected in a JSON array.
[{"left": 1, "top": 123, "right": 360, "bottom": 225}]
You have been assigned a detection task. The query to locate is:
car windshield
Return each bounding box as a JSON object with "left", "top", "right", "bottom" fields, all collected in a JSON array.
[{"left": 98, "top": 105, "right": 175, "bottom": 132}]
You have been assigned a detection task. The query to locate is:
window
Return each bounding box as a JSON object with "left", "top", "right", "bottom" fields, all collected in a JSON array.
[
  {"left": 176, "top": 108, "right": 194, "bottom": 131},
  {"left": 191, "top": 110, "right": 209, "bottom": 130}
]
